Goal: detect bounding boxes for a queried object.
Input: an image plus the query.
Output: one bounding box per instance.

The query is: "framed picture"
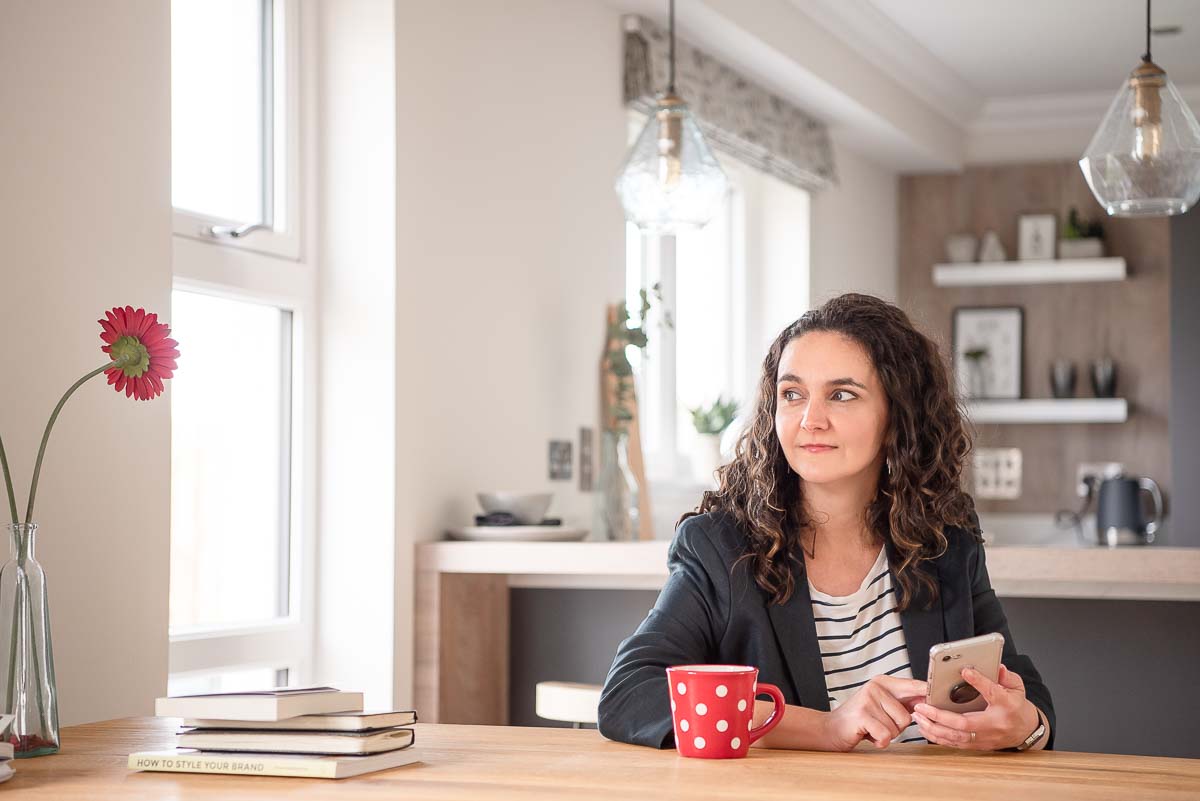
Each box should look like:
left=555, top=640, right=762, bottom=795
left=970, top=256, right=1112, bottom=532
left=952, top=306, right=1024, bottom=399
left=1017, top=214, right=1056, bottom=261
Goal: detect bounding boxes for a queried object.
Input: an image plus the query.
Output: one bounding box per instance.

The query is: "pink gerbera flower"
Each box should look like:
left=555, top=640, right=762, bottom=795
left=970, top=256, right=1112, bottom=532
left=98, top=306, right=180, bottom=401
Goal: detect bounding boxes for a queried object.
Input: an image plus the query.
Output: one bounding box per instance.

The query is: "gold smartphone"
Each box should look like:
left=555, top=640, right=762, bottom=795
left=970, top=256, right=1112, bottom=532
left=925, top=633, right=1004, bottom=713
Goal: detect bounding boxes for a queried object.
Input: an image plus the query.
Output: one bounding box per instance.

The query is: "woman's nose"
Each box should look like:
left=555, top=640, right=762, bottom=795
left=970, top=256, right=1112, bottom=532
left=801, top=401, right=829, bottom=431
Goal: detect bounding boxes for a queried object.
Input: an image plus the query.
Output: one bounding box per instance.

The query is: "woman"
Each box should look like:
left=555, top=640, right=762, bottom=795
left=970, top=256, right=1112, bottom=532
left=598, top=293, right=1054, bottom=752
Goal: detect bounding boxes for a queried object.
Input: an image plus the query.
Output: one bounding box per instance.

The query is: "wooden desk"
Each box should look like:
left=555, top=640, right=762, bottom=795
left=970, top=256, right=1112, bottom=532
left=9, top=717, right=1200, bottom=800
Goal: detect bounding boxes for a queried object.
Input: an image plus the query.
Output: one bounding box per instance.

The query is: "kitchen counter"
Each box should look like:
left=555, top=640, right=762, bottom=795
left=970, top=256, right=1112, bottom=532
left=416, top=540, right=1200, bottom=601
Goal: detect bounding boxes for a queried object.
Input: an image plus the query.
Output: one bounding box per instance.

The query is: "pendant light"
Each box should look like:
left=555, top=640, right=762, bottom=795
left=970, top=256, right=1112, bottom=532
left=1079, top=0, right=1200, bottom=216
left=615, top=0, right=730, bottom=233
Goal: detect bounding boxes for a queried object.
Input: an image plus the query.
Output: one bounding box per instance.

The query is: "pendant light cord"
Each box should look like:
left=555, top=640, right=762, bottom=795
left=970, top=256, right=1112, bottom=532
left=1144, top=0, right=1152, bottom=62
left=668, top=0, right=676, bottom=94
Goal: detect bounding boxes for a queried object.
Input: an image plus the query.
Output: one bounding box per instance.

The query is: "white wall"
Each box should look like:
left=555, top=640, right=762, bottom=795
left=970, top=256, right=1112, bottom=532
left=392, top=0, right=628, bottom=707
left=315, top=0, right=398, bottom=709
left=809, top=138, right=900, bottom=306
left=0, top=1, right=171, bottom=724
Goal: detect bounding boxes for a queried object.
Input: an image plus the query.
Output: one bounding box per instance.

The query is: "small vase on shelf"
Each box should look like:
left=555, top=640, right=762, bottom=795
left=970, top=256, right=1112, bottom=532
left=0, top=523, right=59, bottom=757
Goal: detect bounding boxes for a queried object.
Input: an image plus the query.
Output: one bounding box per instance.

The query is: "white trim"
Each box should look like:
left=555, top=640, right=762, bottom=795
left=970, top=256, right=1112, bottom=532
left=970, top=85, right=1200, bottom=135
left=171, top=0, right=302, bottom=261
left=795, top=0, right=982, bottom=127
left=168, top=0, right=317, bottom=690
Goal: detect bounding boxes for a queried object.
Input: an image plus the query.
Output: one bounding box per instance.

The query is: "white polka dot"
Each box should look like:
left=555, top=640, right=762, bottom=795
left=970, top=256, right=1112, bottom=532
left=716, top=684, right=728, bottom=697
left=737, top=699, right=747, bottom=712
left=716, top=720, right=728, bottom=732
left=693, top=736, right=706, bottom=750
left=731, top=737, right=742, bottom=750
left=680, top=719, right=689, bottom=732
left=671, top=700, right=676, bottom=712
left=677, top=683, right=686, bottom=695
left=695, top=703, right=708, bottom=716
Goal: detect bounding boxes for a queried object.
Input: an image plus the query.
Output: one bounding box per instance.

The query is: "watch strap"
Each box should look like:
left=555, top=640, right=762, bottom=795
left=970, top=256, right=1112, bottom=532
left=1014, top=707, right=1047, bottom=752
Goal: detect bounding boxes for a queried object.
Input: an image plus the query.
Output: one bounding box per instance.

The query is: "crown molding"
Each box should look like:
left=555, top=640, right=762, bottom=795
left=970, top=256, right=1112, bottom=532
left=792, top=0, right=982, bottom=127
left=970, top=84, right=1200, bottom=133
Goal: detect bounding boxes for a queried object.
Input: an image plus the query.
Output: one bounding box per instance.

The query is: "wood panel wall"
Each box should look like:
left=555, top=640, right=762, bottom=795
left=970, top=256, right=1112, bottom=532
left=898, top=162, right=1171, bottom=516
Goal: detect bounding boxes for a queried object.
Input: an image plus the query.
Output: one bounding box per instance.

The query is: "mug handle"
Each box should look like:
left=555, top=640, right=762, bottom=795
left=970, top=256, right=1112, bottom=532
left=1139, top=477, right=1164, bottom=539
left=747, top=683, right=786, bottom=744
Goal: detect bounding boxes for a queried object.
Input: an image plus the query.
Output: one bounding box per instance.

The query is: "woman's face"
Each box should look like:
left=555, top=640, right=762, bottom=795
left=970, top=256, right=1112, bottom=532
left=774, top=331, right=890, bottom=487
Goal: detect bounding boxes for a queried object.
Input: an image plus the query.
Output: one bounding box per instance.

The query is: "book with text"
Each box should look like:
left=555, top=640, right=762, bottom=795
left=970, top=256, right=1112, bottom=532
left=176, top=726, right=414, bottom=755
left=154, top=686, right=363, bottom=722
left=128, top=747, right=419, bottom=779
left=183, top=709, right=416, bottom=732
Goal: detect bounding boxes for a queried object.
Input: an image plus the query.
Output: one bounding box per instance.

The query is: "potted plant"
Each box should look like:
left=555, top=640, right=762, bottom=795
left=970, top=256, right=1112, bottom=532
left=1058, top=207, right=1105, bottom=259
left=687, top=396, right=738, bottom=484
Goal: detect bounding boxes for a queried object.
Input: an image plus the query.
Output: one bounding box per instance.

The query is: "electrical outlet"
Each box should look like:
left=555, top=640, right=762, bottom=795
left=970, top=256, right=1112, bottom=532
left=1075, top=461, right=1124, bottom=496
left=973, top=448, right=1022, bottom=499
left=549, top=440, right=573, bottom=481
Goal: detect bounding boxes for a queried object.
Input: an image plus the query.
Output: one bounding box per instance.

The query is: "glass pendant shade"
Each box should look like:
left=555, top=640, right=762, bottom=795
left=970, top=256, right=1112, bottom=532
left=1080, top=59, right=1200, bottom=217
left=615, top=95, right=730, bottom=233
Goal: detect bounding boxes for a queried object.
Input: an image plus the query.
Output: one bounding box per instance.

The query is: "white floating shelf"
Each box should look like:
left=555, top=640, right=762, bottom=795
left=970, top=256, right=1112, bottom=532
left=933, top=258, right=1126, bottom=286
left=966, top=398, right=1128, bottom=424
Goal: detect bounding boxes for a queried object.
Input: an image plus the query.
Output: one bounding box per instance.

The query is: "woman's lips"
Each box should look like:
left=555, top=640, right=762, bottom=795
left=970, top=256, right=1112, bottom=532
left=802, top=445, right=836, bottom=453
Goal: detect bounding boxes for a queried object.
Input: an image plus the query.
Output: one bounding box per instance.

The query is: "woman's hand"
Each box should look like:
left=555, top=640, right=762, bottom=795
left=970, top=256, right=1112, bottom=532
left=821, top=675, right=928, bottom=751
left=912, top=664, right=1041, bottom=750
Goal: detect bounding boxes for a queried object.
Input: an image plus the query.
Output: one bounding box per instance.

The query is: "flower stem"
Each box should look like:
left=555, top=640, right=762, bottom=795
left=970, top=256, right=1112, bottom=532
left=24, top=363, right=115, bottom=527
left=0, top=436, right=18, bottom=527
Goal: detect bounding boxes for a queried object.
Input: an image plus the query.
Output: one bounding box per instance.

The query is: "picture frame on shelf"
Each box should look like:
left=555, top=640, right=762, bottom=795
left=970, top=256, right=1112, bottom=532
left=1017, top=214, right=1056, bottom=261
left=952, top=306, right=1023, bottom=400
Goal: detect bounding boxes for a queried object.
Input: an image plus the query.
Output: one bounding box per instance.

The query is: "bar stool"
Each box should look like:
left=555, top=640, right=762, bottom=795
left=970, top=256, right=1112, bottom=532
left=535, top=681, right=602, bottom=729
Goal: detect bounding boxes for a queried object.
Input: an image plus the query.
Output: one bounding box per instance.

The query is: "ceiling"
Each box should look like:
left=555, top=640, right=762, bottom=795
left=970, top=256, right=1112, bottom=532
left=859, top=0, right=1200, bottom=98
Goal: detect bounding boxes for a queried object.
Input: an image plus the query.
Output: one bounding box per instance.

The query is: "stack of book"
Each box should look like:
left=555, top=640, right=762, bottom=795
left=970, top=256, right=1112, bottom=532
left=129, top=686, right=419, bottom=779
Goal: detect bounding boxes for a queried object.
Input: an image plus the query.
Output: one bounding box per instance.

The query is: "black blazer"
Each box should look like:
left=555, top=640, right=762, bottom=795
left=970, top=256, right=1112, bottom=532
left=597, top=510, right=1056, bottom=750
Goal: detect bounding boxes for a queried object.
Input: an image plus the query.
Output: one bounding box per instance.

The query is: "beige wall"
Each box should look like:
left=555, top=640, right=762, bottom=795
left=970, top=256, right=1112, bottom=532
left=810, top=138, right=900, bottom=305
left=392, top=0, right=628, bottom=707
left=0, top=1, right=171, bottom=724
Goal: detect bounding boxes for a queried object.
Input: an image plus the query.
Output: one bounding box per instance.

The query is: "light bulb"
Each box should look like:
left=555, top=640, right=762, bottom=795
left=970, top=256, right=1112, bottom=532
left=656, top=107, right=683, bottom=189
left=1130, top=60, right=1166, bottom=160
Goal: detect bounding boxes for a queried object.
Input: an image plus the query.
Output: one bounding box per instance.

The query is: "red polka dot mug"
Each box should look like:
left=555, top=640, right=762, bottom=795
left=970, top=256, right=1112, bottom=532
left=666, top=664, right=785, bottom=759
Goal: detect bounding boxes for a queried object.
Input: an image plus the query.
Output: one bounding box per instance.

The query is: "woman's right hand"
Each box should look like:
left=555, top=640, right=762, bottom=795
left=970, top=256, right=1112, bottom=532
left=820, top=676, right=928, bottom=751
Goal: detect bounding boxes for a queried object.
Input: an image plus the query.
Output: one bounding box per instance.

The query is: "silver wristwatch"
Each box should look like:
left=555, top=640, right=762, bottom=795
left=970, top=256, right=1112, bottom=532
left=1014, top=707, right=1047, bottom=752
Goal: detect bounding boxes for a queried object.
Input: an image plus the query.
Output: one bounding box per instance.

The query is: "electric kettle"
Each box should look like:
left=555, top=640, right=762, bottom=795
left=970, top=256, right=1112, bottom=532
left=1074, top=473, right=1165, bottom=546
left=1093, top=474, right=1164, bottom=546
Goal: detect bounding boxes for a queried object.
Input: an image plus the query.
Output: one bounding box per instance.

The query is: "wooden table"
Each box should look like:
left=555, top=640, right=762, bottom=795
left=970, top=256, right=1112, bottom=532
left=7, top=717, right=1200, bottom=800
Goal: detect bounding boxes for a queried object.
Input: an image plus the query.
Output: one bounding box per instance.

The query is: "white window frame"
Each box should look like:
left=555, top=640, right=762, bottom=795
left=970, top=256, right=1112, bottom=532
left=168, top=0, right=316, bottom=688
left=629, top=154, right=810, bottom=496
left=172, top=0, right=302, bottom=262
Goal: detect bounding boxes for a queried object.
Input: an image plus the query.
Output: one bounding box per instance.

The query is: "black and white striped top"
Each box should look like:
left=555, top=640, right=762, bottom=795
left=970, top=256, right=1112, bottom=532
left=808, top=546, right=926, bottom=746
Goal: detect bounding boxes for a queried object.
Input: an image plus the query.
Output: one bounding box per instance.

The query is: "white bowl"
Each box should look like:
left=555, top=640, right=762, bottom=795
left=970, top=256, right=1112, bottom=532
left=476, top=492, right=553, bottom=525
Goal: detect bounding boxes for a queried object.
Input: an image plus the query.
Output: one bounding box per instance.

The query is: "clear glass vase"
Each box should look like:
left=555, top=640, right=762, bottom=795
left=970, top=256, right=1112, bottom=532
left=0, top=524, right=60, bottom=757
left=596, top=429, right=640, bottom=541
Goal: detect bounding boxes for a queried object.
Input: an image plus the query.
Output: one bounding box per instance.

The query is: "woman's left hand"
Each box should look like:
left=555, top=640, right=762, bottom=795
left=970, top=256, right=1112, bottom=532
left=911, top=664, right=1041, bottom=750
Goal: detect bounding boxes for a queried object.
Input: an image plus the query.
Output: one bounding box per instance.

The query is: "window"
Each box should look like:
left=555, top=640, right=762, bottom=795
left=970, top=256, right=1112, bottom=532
left=627, top=154, right=811, bottom=501
left=169, top=0, right=314, bottom=692
left=169, top=291, right=292, bottom=632
left=171, top=0, right=299, bottom=259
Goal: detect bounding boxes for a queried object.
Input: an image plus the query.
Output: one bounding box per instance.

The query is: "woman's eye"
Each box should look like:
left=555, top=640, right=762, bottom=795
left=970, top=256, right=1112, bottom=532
left=831, top=390, right=857, bottom=401
left=781, top=389, right=803, bottom=401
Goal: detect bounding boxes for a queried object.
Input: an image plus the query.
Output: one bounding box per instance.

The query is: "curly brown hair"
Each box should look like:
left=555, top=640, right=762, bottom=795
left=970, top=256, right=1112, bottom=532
left=681, top=293, right=980, bottom=612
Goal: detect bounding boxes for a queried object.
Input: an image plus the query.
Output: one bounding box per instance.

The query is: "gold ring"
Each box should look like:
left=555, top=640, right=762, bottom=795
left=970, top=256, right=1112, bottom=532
left=970, top=731, right=976, bottom=743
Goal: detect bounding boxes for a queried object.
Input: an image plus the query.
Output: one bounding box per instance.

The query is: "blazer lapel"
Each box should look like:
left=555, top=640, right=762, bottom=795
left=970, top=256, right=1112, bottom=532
left=886, top=539, right=946, bottom=681
left=766, top=573, right=831, bottom=711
